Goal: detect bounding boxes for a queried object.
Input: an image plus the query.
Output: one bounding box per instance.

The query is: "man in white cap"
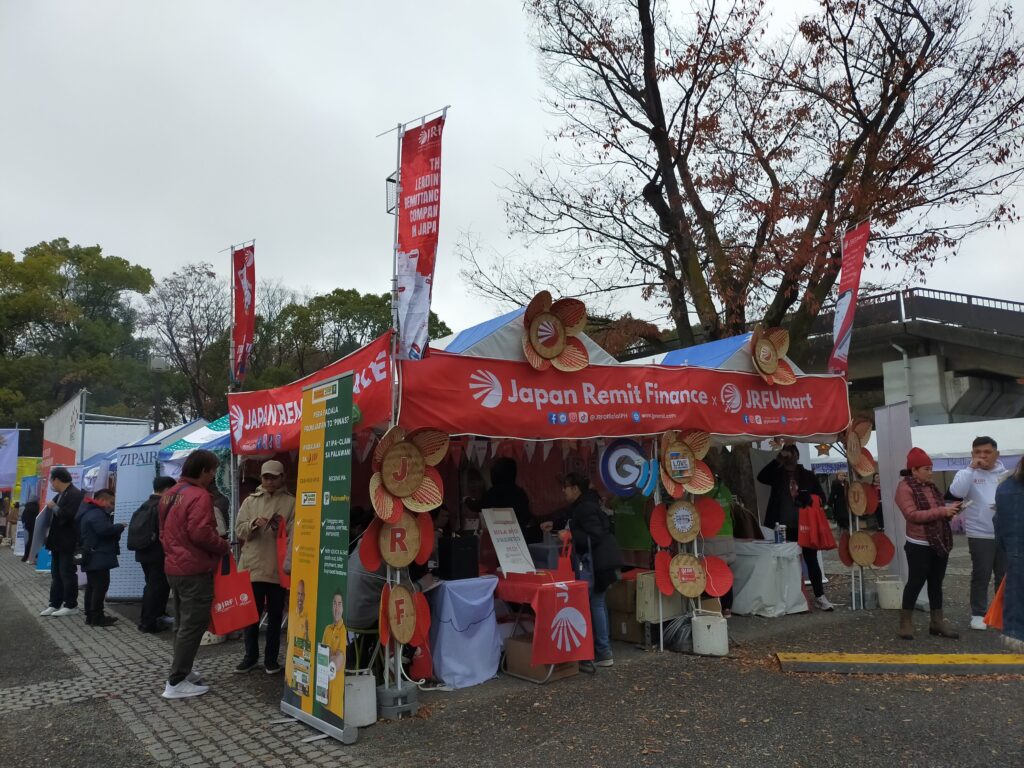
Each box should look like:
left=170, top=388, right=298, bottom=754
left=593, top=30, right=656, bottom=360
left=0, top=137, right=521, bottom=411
left=234, top=460, right=294, bottom=674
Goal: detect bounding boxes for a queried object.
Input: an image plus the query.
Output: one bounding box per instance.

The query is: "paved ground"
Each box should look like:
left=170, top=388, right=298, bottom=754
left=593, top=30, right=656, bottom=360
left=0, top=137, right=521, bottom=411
left=1, top=542, right=1020, bottom=768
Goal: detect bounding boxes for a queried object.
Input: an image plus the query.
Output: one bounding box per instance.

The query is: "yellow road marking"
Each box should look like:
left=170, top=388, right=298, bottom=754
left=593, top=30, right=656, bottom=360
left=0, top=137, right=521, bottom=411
left=777, top=652, right=1024, bottom=666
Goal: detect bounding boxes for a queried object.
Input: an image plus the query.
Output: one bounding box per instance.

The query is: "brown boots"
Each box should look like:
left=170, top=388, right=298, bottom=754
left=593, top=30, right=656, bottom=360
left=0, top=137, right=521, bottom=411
left=897, top=609, right=914, bottom=640
left=898, top=609, right=960, bottom=640
left=929, top=609, right=960, bottom=639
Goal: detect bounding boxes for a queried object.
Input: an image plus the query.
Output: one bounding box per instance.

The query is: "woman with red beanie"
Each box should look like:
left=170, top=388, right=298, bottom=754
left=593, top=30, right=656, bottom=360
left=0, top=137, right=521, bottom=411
left=893, top=448, right=962, bottom=640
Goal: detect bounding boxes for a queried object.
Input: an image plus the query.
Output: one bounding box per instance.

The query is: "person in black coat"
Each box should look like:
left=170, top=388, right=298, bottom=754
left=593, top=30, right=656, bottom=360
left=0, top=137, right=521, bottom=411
left=41, top=467, right=85, bottom=617
left=20, top=500, right=39, bottom=562
left=757, top=444, right=834, bottom=611
left=828, top=471, right=851, bottom=530
left=76, top=489, right=125, bottom=627
left=131, top=476, right=177, bottom=633
left=543, top=473, right=622, bottom=671
left=467, top=458, right=541, bottom=543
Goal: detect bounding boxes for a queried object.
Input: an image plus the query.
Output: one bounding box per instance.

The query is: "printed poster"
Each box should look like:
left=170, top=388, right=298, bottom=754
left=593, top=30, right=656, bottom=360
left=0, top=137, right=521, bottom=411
left=481, top=507, right=534, bottom=574
left=828, top=220, right=870, bottom=376
left=281, top=373, right=353, bottom=741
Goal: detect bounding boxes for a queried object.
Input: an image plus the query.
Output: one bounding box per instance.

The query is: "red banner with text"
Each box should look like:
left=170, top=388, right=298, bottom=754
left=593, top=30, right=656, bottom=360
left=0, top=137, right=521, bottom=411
left=396, top=116, right=444, bottom=361
left=399, top=351, right=851, bottom=440
left=828, top=220, right=870, bottom=376
left=231, top=244, right=256, bottom=385
left=228, top=332, right=392, bottom=454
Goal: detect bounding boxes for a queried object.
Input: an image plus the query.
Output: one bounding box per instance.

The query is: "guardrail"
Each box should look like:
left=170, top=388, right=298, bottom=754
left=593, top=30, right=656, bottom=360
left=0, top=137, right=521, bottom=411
left=809, top=288, right=1024, bottom=337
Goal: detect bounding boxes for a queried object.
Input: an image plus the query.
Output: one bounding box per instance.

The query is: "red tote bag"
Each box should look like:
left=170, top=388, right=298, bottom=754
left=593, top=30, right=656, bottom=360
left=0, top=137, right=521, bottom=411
left=209, top=554, right=259, bottom=636
left=798, top=497, right=837, bottom=551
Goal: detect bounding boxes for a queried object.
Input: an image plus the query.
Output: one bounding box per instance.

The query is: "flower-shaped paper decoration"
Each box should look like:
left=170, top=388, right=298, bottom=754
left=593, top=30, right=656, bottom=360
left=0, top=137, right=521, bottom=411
left=844, top=418, right=876, bottom=478
left=659, top=429, right=714, bottom=497
left=750, top=326, right=796, bottom=386
left=370, top=426, right=448, bottom=522
left=666, top=500, right=700, bottom=544
left=387, top=584, right=417, bottom=645
left=522, top=290, right=590, bottom=372
left=649, top=503, right=672, bottom=548
left=654, top=552, right=712, bottom=598
left=701, top=555, right=734, bottom=598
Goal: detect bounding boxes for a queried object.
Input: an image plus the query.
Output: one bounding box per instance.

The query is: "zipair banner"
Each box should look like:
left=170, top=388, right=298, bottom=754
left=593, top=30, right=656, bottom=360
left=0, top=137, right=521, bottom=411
left=231, top=243, right=256, bottom=386
left=398, top=351, right=851, bottom=440
left=228, top=332, right=392, bottom=454
left=828, top=220, right=871, bottom=376
left=281, top=373, right=353, bottom=743
left=396, top=115, right=445, bottom=360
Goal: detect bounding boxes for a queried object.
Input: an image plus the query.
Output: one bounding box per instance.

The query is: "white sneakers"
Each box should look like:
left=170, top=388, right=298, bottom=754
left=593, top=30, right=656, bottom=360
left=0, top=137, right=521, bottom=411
left=51, top=606, right=78, bottom=617
left=39, top=606, right=57, bottom=616
left=970, top=615, right=987, bottom=631
left=815, top=595, right=836, bottom=612
left=162, top=679, right=209, bottom=699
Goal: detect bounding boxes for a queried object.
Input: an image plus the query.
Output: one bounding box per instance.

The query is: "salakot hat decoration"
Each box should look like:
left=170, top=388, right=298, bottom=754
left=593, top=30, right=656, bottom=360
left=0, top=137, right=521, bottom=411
left=369, top=426, right=448, bottom=523
left=522, top=290, right=590, bottom=372
left=659, top=429, right=714, bottom=498
left=838, top=530, right=894, bottom=568
left=846, top=480, right=880, bottom=518
left=843, top=417, right=876, bottom=478
left=749, top=325, right=796, bottom=386
left=379, top=584, right=431, bottom=650
left=360, top=509, right=435, bottom=572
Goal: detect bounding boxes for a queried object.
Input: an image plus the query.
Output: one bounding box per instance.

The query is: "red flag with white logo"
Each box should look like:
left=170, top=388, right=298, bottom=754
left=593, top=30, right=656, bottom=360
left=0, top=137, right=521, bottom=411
left=530, top=581, right=593, bottom=665
left=231, top=244, right=256, bottom=385
left=828, top=220, right=870, bottom=376
left=396, top=116, right=444, bottom=361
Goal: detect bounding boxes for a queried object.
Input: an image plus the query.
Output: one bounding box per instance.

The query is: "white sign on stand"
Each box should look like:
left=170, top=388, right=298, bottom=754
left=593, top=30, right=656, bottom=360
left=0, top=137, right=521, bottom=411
left=481, top=507, right=534, bottom=574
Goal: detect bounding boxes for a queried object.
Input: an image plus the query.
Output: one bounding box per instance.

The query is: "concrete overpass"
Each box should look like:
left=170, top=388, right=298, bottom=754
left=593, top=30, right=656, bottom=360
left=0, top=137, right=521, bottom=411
left=802, top=289, right=1024, bottom=424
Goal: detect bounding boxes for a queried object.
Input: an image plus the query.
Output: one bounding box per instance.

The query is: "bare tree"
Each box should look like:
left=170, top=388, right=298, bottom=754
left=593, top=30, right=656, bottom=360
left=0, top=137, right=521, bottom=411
left=472, top=0, right=1024, bottom=351
left=143, top=263, right=229, bottom=418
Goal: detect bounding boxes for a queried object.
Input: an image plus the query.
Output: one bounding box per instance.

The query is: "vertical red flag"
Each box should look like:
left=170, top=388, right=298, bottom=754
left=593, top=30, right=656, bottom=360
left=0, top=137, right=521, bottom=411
left=231, top=244, right=256, bottom=385
left=396, top=115, right=444, bottom=360
left=828, top=220, right=870, bottom=376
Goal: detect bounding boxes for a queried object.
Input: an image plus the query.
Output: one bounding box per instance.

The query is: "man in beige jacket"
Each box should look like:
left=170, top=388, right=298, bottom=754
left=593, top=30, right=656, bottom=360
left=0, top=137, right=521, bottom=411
left=234, top=460, right=294, bottom=674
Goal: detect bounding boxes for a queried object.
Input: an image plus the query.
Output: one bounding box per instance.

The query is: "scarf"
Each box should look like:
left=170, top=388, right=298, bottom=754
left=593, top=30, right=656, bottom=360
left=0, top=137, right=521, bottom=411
left=905, top=476, right=953, bottom=556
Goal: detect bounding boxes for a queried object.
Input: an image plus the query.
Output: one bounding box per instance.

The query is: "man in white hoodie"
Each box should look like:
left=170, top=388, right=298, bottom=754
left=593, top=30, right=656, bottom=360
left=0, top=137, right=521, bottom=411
left=949, top=436, right=1008, bottom=630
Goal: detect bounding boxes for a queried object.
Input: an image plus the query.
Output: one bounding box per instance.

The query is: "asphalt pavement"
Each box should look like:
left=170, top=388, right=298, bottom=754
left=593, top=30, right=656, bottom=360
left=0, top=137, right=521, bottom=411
left=0, top=544, right=1020, bottom=768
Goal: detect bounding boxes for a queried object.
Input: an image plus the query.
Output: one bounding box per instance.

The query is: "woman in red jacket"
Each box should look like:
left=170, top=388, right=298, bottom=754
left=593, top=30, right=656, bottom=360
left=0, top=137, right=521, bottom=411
left=894, top=448, right=962, bottom=640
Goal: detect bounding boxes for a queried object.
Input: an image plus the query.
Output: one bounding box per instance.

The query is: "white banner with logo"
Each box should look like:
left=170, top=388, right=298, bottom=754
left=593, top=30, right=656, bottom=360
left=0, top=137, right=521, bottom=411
left=0, top=428, right=18, bottom=490
left=108, top=444, right=161, bottom=599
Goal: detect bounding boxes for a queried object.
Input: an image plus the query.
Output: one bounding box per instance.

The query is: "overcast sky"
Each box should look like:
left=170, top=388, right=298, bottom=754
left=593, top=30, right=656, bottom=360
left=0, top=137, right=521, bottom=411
left=2, top=0, right=1022, bottom=336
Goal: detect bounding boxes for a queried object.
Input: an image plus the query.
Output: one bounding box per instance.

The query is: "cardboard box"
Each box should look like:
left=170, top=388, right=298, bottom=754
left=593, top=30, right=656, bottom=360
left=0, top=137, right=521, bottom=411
left=610, top=610, right=644, bottom=644
left=636, top=570, right=686, bottom=623
left=605, top=577, right=638, bottom=614
left=503, top=634, right=578, bottom=683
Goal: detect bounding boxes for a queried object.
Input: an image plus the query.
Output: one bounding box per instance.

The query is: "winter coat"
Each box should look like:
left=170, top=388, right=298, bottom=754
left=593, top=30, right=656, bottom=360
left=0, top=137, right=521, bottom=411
left=949, top=461, right=1008, bottom=539
left=568, top=490, right=622, bottom=592
left=995, top=474, right=1024, bottom=650
left=75, top=501, right=125, bottom=572
left=159, top=478, right=230, bottom=577
left=758, top=462, right=825, bottom=533
left=235, top=486, right=294, bottom=584
left=21, top=501, right=39, bottom=535
left=894, top=478, right=950, bottom=543
left=44, top=484, right=85, bottom=553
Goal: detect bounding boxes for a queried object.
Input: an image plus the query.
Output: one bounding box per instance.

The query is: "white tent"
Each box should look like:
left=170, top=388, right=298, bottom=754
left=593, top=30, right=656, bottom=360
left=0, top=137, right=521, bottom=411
left=812, top=417, right=1024, bottom=474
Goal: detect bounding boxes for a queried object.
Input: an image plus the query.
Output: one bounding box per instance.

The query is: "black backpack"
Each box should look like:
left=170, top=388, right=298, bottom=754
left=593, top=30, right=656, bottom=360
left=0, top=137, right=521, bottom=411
left=126, top=498, right=159, bottom=551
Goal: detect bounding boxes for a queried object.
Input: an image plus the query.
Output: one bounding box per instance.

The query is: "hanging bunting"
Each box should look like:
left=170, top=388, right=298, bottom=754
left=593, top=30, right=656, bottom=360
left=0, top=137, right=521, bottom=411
left=523, top=441, right=536, bottom=463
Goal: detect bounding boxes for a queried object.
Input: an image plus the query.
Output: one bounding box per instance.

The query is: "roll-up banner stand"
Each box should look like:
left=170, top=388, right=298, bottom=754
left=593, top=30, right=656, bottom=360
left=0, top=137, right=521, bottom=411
left=281, top=372, right=355, bottom=744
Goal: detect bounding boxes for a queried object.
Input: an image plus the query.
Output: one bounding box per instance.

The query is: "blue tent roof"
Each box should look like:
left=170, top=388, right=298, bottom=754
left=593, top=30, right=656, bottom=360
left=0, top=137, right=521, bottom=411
left=661, top=333, right=752, bottom=368
left=444, top=307, right=526, bottom=354
left=81, top=449, right=117, bottom=469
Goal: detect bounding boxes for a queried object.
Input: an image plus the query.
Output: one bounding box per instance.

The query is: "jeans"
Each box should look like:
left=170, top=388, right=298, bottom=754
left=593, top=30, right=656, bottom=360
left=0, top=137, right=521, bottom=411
left=140, top=560, right=170, bottom=629
left=49, top=550, right=78, bottom=609
left=84, top=569, right=111, bottom=621
left=167, top=573, right=215, bottom=686
left=903, top=542, right=948, bottom=610
left=968, top=537, right=1007, bottom=616
left=243, top=581, right=286, bottom=666
left=579, top=560, right=611, bottom=659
